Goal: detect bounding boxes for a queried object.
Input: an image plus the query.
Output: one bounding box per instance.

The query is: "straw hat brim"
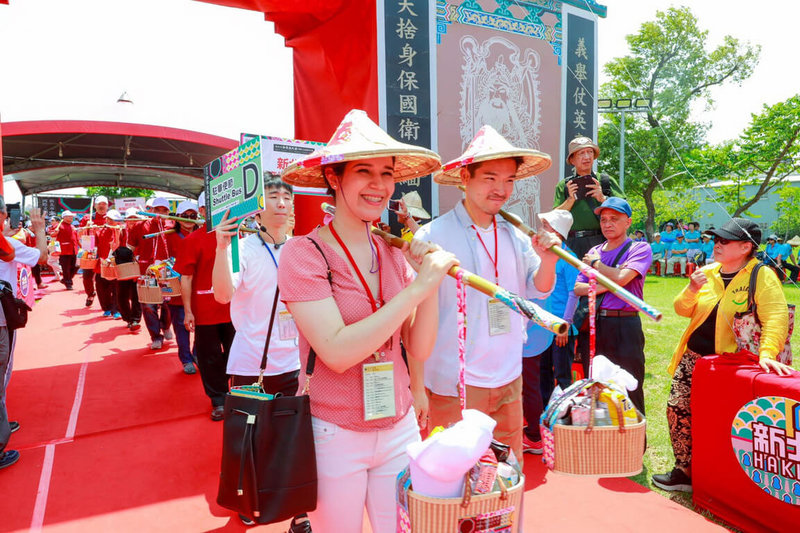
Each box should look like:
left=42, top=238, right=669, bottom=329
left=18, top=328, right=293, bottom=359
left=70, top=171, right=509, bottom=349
left=282, top=148, right=441, bottom=188
left=406, top=205, right=431, bottom=220
left=788, top=236, right=800, bottom=246
left=434, top=150, right=552, bottom=186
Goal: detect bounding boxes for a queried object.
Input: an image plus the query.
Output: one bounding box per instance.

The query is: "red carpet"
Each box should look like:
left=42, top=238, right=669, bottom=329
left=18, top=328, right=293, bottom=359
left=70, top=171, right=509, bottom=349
left=0, top=277, right=725, bottom=532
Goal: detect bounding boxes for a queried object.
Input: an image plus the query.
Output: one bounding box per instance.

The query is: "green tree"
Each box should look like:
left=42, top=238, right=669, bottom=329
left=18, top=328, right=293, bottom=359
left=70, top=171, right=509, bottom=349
left=706, top=95, right=800, bottom=217
left=598, top=6, right=760, bottom=237
left=85, top=187, right=154, bottom=200
left=772, top=185, right=800, bottom=238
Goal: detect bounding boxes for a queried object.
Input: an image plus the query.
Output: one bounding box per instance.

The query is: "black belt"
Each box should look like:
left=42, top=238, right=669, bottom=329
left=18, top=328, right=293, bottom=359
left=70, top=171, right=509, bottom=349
left=569, top=229, right=601, bottom=238
left=598, top=309, right=639, bottom=318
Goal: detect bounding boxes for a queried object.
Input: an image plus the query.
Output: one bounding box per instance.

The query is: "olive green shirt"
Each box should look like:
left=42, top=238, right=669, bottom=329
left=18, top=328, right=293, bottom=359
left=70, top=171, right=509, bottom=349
left=553, top=171, right=625, bottom=232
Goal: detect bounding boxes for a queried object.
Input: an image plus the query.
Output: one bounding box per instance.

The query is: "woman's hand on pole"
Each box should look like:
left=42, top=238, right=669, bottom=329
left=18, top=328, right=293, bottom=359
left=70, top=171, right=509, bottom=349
left=412, top=247, right=459, bottom=293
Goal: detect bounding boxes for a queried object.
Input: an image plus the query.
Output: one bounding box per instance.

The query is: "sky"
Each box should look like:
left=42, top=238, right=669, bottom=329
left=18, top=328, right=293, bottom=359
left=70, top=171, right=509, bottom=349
left=1, top=0, right=797, bottom=202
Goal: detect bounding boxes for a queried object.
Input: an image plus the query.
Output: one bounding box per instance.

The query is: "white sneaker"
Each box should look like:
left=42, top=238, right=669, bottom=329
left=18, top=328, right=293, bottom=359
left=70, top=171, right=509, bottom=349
left=163, top=330, right=174, bottom=341
left=150, top=339, right=163, bottom=350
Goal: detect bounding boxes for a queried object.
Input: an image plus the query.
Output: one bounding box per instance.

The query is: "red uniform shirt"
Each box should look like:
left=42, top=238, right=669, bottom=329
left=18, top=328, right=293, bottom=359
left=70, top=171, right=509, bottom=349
left=53, top=222, right=78, bottom=255
left=93, top=225, right=120, bottom=273
left=128, top=218, right=174, bottom=270
left=173, top=226, right=231, bottom=325
left=160, top=227, right=193, bottom=307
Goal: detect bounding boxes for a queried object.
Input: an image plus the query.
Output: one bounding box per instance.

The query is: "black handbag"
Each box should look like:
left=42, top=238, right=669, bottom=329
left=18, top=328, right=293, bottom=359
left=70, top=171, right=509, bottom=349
left=0, top=280, right=32, bottom=331
left=217, top=287, right=318, bottom=524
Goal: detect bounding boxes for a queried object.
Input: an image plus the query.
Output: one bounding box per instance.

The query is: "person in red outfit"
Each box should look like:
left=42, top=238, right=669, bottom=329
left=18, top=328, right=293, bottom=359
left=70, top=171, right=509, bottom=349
left=52, top=211, right=79, bottom=290
left=162, top=200, right=198, bottom=374
left=115, top=208, right=144, bottom=330
left=79, top=196, right=110, bottom=307
left=174, top=192, right=234, bottom=419
left=92, top=208, right=123, bottom=318
left=127, top=198, right=174, bottom=350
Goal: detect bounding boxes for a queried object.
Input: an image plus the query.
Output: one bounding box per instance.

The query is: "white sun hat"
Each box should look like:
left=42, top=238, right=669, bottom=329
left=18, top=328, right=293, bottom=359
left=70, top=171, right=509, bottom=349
left=537, top=209, right=574, bottom=241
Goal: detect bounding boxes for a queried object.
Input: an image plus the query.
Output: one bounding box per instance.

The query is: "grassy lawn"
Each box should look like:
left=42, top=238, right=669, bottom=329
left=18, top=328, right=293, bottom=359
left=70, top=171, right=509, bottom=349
left=630, top=274, right=800, bottom=519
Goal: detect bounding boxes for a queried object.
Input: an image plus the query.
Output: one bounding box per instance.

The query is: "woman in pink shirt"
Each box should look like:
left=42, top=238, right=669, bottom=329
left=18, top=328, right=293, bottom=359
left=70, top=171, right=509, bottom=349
left=278, top=110, right=457, bottom=533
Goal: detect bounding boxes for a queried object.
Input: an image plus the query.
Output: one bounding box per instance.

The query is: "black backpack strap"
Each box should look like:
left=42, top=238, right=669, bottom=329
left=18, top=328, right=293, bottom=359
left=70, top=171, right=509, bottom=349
left=304, top=237, right=334, bottom=378
left=257, top=288, right=281, bottom=382
left=746, top=262, right=763, bottom=322
left=598, top=173, right=612, bottom=197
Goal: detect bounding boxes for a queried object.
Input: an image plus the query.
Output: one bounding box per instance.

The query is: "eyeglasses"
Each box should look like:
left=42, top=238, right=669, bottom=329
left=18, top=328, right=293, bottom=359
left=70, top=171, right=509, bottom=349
left=182, top=213, right=198, bottom=220
left=716, top=237, right=736, bottom=245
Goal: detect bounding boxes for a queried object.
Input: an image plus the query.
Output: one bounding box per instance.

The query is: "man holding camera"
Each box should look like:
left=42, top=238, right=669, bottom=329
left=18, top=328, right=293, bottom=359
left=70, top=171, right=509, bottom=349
left=554, top=136, right=625, bottom=259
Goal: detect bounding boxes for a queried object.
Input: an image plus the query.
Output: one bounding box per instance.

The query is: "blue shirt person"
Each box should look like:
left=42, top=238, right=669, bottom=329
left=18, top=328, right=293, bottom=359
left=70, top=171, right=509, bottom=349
left=699, top=234, right=714, bottom=264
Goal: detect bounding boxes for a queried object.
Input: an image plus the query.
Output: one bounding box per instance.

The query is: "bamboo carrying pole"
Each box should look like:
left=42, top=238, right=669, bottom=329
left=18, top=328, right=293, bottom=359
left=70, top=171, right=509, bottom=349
left=320, top=203, right=568, bottom=334
left=494, top=206, right=662, bottom=322
left=136, top=211, right=205, bottom=225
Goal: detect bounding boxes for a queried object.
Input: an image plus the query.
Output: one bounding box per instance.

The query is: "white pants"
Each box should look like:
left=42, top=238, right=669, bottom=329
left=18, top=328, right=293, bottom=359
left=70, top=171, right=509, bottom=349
left=310, top=409, right=419, bottom=533
left=666, top=255, right=687, bottom=274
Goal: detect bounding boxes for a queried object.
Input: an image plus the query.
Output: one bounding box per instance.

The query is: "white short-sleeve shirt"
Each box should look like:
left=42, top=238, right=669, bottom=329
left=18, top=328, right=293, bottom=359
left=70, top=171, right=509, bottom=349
left=224, top=234, right=300, bottom=377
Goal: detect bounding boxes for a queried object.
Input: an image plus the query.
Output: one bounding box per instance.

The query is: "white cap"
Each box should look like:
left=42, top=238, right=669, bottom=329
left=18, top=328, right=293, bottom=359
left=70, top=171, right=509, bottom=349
left=107, top=209, right=124, bottom=221
left=94, top=195, right=109, bottom=206
left=151, top=197, right=170, bottom=210
left=145, top=198, right=155, bottom=208
left=62, top=210, right=75, bottom=218
left=537, top=209, right=574, bottom=241
left=197, top=192, right=205, bottom=207
left=654, top=232, right=661, bottom=237
left=125, top=207, right=142, bottom=219
left=176, top=200, right=198, bottom=216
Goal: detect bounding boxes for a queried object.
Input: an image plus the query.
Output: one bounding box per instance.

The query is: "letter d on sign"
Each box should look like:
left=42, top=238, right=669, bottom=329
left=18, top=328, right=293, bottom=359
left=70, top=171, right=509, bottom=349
left=241, top=162, right=259, bottom=200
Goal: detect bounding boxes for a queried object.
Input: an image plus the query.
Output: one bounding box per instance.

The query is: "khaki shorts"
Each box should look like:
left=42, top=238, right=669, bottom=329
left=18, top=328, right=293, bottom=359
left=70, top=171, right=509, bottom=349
left=426, top=375, right=523, bottom=463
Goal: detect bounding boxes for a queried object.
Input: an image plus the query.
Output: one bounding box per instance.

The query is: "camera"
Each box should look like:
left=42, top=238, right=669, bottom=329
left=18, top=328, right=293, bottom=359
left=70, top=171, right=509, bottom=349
left=571, top=175, right=595, bottom=199
left=388, top=199, right=402, bottom=213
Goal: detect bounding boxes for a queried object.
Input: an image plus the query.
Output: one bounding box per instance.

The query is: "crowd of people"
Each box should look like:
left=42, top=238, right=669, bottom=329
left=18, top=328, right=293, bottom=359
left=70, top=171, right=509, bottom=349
left=0, top=109, right=795, bottom=533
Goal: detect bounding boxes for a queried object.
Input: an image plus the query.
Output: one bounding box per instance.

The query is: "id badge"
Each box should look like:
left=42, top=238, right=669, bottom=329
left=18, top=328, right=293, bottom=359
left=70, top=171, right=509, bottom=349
left=362, top=362, right=396, bottom=421
left=487, top=298, right=511, bottom=336
left=278, top=310, right=298, bottom=341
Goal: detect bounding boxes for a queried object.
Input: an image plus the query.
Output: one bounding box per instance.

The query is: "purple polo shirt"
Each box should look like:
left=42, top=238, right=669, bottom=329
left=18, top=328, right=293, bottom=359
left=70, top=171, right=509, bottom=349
left=576, top=238, right=653, bottom=311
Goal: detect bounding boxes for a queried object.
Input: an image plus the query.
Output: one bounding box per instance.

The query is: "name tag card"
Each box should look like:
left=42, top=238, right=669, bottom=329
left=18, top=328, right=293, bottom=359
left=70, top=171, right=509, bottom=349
left=362, top=362, right=396, bottom=421
left=488, top=298, right=511, bottom=336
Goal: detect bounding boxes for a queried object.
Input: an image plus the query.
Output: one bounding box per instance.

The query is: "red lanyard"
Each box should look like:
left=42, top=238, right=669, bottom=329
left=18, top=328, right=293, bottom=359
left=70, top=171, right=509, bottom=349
left=329, top=223, right=383, bottom=312
left=472, top=218, right=499, bottom=282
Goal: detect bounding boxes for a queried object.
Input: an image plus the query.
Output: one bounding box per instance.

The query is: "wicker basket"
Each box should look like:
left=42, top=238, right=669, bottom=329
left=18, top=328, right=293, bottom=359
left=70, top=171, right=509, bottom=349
left=79, top=257, right=98, bottom=270
left=406, top=476, right=524, bottom=533
left=159, top=276, right=182, bottom=298
left=100, top=261, right=117, bottom=280
left=115, top=262, right=141, bottom=280
left=137, top=278, right=164, bottom=304
left=541, top=415, right=646, bottom=477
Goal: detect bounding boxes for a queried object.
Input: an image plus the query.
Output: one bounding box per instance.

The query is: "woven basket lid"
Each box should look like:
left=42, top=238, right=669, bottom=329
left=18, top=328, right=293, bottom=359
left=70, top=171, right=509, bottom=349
left=281, top=109, right=441, bottom=187
left=435, top=125, right=552, bottom=185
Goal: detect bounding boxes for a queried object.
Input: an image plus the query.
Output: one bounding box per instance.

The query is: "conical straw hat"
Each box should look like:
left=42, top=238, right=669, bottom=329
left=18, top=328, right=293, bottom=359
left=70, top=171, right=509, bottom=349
left=401, top=190, right=431, bottom=220
left=435, top=125, right=552, bottom=185
left=788, top=235, right=800, bottom=247
left=281, top=109, right=441, bottom=187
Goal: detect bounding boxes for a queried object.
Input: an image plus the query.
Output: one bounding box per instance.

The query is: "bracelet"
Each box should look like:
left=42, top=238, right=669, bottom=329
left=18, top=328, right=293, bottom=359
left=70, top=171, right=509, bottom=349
left=591, top=259, right=599, bottom=268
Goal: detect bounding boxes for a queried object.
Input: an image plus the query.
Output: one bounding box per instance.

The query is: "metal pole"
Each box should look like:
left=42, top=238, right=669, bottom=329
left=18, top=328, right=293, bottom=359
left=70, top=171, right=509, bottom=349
left=619, top=110, right=626, bottom=192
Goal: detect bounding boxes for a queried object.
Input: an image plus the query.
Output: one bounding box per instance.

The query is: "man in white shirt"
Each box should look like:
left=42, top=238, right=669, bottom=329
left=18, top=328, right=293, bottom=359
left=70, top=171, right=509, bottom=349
left=212, top=177, right=300, bottom=395
left=415, top=126, right=560, bottom=460
left=211, top=178, right=308, bottom=530
left=0, top=201, right=48, bottom=471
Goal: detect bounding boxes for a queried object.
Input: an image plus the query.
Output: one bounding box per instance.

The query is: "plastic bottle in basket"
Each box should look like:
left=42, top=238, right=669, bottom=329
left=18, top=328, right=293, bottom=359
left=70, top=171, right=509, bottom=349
left=594, top=406, right=612, bottom=426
